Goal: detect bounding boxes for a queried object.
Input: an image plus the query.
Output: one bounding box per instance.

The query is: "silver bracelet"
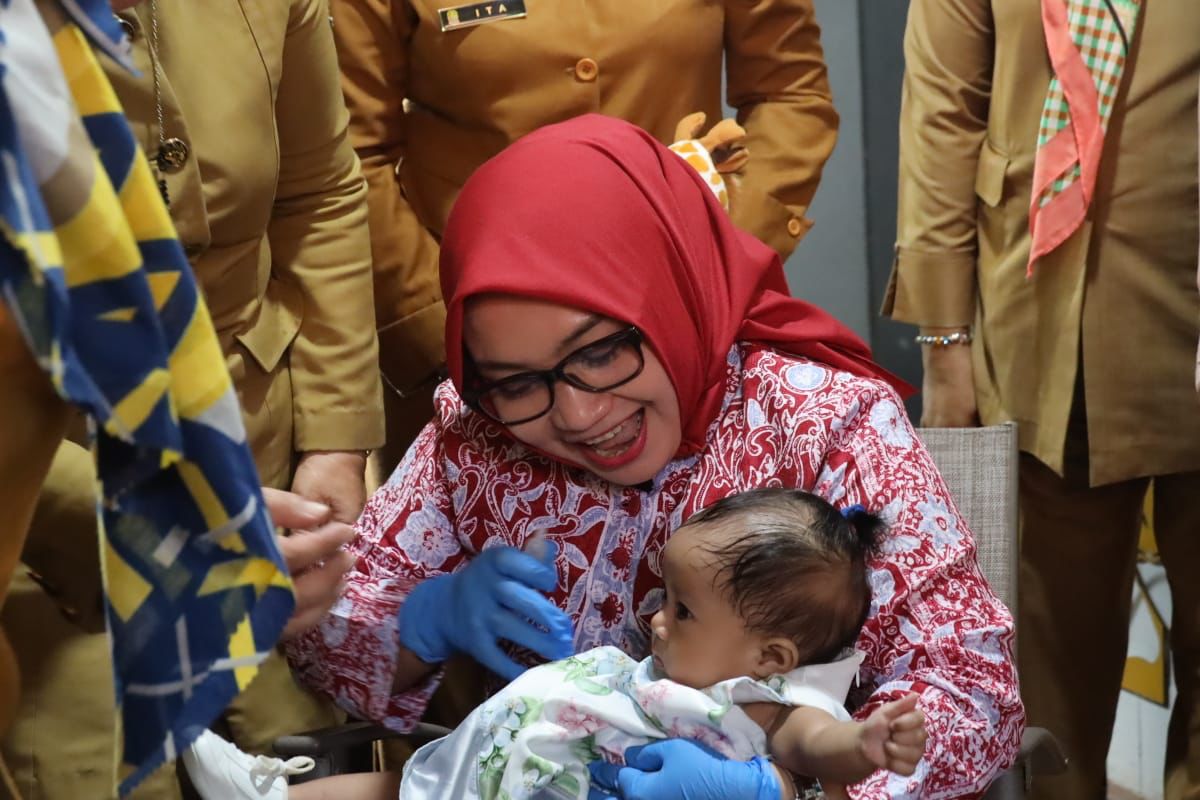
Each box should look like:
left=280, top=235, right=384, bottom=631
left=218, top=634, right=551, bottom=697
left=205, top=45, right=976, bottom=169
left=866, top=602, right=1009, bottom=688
left=913, top=331, right=973, bottom=346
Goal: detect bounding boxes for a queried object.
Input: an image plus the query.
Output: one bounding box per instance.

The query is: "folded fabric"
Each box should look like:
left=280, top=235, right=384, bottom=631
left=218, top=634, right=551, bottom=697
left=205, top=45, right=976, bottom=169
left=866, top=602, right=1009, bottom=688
left=0, top=0, right=292, bottom=792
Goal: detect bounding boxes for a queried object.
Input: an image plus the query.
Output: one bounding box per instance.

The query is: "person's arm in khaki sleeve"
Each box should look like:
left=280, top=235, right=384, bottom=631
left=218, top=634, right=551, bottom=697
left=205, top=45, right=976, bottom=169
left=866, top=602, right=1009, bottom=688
left=881, top=0, right=993, bottom=426
left=724, top=0, right=838, bottom=261
left=269, top=0, right=385, bottom=523
left=331, top=0, right=445, bottom=394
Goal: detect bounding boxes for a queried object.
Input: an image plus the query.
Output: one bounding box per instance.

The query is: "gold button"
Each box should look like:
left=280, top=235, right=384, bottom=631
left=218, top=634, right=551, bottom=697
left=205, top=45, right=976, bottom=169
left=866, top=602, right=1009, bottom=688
left=786, top=217, right=805, bottom=238
left=156, top=138, right=190, bottom=174
left=574, top=58, right=599, bottom=82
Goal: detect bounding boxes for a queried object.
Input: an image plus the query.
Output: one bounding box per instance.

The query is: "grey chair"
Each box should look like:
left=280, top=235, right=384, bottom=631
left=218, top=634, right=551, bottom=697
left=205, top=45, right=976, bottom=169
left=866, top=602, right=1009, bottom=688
left=277, top=423, right=1066, bottom=795
left=917, top=423, right=1066, bottom=799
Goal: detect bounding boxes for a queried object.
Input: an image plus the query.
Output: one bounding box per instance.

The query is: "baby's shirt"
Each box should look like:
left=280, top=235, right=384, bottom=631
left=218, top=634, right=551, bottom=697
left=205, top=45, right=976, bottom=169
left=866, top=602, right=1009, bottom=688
left=400, top=645, right=865, bottom=800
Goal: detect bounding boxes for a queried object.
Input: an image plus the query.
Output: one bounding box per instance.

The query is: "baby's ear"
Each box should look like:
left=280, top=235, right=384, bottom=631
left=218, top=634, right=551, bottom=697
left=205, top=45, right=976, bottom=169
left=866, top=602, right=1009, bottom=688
left=756, top=637, right=801, bottom=677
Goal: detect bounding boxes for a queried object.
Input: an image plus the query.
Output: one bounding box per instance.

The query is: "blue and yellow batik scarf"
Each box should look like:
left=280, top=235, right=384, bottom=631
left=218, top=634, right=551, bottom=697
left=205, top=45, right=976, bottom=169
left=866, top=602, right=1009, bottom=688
left=0, top=0, right=294, bottom=793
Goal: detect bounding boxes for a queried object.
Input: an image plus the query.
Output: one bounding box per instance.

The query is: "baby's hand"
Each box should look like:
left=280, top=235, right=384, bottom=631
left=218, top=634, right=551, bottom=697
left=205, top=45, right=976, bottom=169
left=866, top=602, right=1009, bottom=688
left=858, top=693, right=927, bottom=776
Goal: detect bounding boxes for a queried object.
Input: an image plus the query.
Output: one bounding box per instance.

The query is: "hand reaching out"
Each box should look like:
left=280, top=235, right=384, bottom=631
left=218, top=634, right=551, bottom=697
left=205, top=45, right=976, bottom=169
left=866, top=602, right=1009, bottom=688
left=858, top=693, right=927, bottom=776
left=263, top=487, right=356, bottom=641
left=290, top=450, right=368, bottom=524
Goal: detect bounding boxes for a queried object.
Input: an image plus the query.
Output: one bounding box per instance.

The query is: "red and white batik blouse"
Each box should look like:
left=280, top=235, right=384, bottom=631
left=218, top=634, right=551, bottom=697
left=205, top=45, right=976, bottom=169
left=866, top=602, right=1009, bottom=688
left=287, top=344, right=1024, bottom=798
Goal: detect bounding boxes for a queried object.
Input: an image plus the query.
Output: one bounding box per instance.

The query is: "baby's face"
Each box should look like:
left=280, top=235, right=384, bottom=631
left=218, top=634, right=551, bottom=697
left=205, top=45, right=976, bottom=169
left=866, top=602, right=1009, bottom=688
left=649, top=522, right=770, bottom=689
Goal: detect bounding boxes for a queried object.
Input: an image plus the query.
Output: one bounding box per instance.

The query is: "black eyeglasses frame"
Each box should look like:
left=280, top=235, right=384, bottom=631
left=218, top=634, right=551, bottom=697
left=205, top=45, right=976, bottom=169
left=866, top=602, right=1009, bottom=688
left=464, top=326, right=646, bottom=426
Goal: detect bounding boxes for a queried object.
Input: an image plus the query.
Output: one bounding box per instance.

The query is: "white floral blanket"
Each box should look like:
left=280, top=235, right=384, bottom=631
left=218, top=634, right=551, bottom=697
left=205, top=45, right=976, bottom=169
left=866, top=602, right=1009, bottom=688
left=399, top=646, right=864, bottom=800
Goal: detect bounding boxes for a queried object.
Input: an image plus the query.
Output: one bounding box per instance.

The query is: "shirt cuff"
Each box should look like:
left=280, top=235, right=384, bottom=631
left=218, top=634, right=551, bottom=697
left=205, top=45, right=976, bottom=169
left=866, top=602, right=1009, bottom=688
left=729, top=183, right=811, bottom=263
left=880, top=246, right=978, bottom=328
left=293, top=406, right=385, bottom=452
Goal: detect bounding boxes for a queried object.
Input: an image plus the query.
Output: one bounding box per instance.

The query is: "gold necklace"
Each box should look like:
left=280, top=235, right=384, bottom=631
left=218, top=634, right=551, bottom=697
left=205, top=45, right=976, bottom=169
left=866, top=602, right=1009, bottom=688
left=144, top=0, right=188, bottom=207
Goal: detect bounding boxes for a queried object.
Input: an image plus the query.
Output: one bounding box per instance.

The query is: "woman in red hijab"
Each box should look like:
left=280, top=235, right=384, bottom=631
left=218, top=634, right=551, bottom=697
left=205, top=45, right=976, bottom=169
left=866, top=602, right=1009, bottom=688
left=286, top=115, right=1022, bottom=798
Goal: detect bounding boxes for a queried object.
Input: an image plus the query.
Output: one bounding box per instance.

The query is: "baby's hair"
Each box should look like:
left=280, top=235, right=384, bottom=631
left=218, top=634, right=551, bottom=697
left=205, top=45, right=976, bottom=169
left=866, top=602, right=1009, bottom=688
left=684, top=488, right=884, bottom=665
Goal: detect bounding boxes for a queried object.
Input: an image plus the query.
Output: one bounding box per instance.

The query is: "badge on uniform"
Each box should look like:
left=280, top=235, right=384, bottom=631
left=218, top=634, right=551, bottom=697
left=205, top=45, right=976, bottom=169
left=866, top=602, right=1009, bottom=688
left=438, top=0, right=527, bottom=32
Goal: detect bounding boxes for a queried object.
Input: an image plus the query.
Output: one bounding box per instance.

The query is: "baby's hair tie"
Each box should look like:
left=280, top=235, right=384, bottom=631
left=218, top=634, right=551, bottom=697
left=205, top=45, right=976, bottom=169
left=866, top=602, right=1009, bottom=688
left=841, top=504, right=867, bottom=519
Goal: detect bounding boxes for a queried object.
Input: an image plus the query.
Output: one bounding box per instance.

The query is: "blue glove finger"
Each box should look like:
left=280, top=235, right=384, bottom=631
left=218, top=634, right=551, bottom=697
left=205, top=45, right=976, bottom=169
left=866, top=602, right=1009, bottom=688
left=590, top=758, right=650, bottom=800
left=605, top=739, right=779, bottom=800
left=396, top=574, right=454, bottom=664
left=489, top=545, right=559, bottom=593
left=748, top=756, right=783, bottom=800
left=490, top=609, right=574, bottom=662
left=615, top=764, right=651, bottom=800
left=621, top=742, right=668, bottom=772
left=494, top=579, right=572, bottom=635
left=587, top=787, right=619, bottom=800
left=588, top=759, right=623, bottom=793
left=472, top=637, right=528, bottom=682
left=536, top=538, right=560, bottom=568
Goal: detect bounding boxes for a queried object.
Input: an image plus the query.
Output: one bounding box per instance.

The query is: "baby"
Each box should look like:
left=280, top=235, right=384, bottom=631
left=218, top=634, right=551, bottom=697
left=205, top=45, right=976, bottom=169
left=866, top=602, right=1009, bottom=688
left=184, top=488, right=927, bottom=800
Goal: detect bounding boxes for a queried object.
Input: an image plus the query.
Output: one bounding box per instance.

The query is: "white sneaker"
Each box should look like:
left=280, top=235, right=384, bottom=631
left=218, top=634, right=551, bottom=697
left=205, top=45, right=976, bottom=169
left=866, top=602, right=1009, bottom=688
left=182, top=729, right=315, bottom=799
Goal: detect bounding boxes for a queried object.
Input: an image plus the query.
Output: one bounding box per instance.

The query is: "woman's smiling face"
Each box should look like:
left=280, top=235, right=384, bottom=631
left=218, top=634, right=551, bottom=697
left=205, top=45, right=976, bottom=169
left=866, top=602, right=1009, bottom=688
left=463, top=295, right=682, bottom=486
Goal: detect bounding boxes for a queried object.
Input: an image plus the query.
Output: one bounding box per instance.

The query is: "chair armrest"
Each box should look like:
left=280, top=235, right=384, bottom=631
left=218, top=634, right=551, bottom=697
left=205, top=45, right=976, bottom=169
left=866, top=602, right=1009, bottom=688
left=274, top=720, right=453, bottom=759
left=982, top=726, right=1067, bottom=799
left=1021, top=726, right=1067, bottom=776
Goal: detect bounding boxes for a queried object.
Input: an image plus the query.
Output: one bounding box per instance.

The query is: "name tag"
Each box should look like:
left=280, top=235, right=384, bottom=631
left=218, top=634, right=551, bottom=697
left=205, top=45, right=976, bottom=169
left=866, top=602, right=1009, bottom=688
left=438, top=0, right=527, bottom=32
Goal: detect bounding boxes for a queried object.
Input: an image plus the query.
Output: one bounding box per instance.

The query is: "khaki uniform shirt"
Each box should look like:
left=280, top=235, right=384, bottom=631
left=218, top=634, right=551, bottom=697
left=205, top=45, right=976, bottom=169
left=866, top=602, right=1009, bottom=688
left=15, top=0, right=389, bottom=623
left=884, top=0, right=1200, bottom=486
left=331, top=0, right=839, bottom=386
left=19, top=0, right=387, bottom=629
left=107, top=0, right=385, bottom=460
left=4, top=4, right=376, bottom=786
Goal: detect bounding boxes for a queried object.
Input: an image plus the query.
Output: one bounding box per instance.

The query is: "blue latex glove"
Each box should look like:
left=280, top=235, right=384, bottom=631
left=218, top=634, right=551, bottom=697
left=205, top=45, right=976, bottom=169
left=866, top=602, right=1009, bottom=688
left=587, top=740, right=781, bottom=800
left=397, top=542, right=573, bottom=681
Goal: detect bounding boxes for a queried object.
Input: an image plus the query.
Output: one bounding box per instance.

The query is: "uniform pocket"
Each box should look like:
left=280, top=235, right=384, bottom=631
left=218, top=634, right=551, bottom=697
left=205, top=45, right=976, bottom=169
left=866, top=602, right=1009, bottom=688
left=233, top=277, right=303, bottom=374
left=399, top=153, right=464, bottom=237
left=974, top=140, right=1011, bottom=208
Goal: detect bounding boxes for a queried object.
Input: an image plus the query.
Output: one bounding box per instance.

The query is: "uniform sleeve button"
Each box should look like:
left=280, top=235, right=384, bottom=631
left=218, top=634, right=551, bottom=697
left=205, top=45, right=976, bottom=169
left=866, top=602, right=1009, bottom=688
left=574, top=58, right=599, bottom=82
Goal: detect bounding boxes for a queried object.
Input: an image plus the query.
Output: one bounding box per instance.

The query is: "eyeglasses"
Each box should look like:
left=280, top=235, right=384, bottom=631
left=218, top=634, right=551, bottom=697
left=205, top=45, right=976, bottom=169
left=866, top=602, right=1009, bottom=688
left=465, top=327, right=645, bottom=425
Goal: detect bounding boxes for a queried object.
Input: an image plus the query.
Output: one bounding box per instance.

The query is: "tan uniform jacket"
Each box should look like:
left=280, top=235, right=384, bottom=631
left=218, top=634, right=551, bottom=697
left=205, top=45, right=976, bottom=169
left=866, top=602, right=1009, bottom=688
left=109, top=0, right=384, bottom=457
left=19, top=0, right=386, bottom=627
left=884, top=0, right=1200, bottom=486
left=332, top=0, right=839, bottom=387
left=4, top=5, right=379, bottom=794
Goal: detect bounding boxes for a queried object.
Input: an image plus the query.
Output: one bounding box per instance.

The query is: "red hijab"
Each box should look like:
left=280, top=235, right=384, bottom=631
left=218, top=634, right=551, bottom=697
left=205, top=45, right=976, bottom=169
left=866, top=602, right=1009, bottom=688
left=441, top=115, right=910, bottom=455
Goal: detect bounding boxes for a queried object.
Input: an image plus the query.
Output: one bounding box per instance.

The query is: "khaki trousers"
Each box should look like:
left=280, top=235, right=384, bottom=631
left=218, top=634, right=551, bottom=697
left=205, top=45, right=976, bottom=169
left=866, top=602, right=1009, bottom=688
left=1, top=341, right=342, bottom=799
left=1019, top=413, right=1200, bottom=800
left=0, top=304, right=69, bottom=798
left=370, top=294, right=445, bottom=480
